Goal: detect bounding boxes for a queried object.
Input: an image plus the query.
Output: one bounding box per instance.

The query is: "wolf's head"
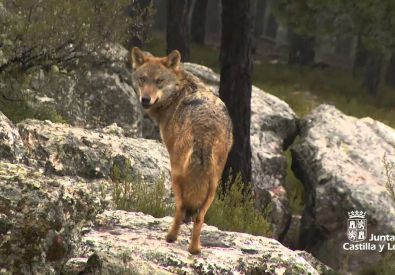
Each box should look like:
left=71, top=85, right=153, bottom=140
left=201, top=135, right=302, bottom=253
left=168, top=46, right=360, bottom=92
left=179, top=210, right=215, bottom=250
left=130, top=47, right=181, bottom=109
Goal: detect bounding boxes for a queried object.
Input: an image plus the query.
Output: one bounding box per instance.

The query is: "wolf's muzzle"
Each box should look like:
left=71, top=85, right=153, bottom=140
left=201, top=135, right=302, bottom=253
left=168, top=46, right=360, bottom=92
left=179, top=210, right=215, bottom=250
left=141, top=96, right=151, bottom=108
left=141, top=96, right=158, bottom=109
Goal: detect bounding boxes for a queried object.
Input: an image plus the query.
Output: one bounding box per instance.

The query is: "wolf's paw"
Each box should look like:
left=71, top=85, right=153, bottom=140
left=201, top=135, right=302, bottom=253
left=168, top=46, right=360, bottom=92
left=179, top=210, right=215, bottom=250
left=188, top=245, right=201, bottom=255
left=166, top=232, right=178, bottom=243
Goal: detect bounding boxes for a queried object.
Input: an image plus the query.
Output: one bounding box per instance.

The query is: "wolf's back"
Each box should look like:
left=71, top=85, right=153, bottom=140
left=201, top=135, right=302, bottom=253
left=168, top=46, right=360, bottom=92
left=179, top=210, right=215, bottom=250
left=172, top=90, right=233, bottom=173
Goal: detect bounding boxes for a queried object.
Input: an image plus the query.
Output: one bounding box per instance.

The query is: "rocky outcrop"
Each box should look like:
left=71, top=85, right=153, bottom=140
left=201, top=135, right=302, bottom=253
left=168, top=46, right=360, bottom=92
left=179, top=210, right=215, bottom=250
left=17, top=119, right=171, bottom=188
left=64, top=210, right=331, bottom=275
left=0, top=162, right=108, bottom=274
left=183, top=63, right=298, bottom=239
left=291, top=104, right=395, bottom=271
left=0, top=111, right=332, bottom=274
left=0, top=112, right=25, bottom=162
left=30, top=44, right=142, bottom=137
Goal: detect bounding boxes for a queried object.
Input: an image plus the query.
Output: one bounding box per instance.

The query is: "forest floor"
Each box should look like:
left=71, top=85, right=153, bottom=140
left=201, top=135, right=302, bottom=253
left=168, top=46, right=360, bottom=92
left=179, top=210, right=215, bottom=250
left=145, top=32, right=395, bottom=213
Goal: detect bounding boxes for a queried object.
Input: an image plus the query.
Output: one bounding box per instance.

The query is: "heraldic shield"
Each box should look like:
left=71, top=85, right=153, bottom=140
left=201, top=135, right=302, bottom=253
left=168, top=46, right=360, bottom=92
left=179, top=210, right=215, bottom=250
left=347, top=211, right=367, bottom=242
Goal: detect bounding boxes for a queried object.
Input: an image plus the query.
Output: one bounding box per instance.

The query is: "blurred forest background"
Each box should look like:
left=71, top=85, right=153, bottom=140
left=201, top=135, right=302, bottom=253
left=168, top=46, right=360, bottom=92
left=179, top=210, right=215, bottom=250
left=1, top=0, right=395, bottom=126
left=149, top=0, right=395, bottom=128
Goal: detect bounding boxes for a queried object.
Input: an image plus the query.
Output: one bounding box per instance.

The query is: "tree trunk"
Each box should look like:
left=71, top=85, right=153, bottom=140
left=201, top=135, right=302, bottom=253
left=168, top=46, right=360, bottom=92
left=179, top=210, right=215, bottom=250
left=287, top=30, right=315, bottom=66
left=254, top=0, right=266, bottom=37
left=265, top=13, right=278, bottom=38
left=362, top=52, right=383, bottom=95
left=166, top=0, right=192, bottom=61
left=353, top=36, right=368, bottom=78
left=126, top=0, right=152, bottom=49
left=219, top=0, right=253, bottom=188
left=153, top=0, right=166, bottom=31
left=353, top=37, right=383, bottom=95
left=207, top=0, right=221, bottom=35
left=190, top=0, right=208, bottom=44
left=385, top=53, right=395, bottom=88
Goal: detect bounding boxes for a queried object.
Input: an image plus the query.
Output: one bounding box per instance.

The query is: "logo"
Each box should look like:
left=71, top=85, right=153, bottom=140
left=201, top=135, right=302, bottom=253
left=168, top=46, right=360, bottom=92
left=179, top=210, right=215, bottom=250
left=343, top=210, right=394, bottom=252
left=347, top=210, right=367, bottom=242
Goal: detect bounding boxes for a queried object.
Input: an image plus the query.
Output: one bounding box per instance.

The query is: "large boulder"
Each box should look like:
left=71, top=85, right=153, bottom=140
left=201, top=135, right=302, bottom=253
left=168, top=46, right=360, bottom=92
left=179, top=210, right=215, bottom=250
left=64, top=210, right=332, bottom=275
left=0, top=161, right=108, bottom=274
left=17, top=119, right=171, bottom=188
left=183, top=63, right=298, bottom=239
left=30, top=44, right=142, bottom=137
left=0, top=112, right=25, bottom=162
left=291, top=104, right=395, bottom=271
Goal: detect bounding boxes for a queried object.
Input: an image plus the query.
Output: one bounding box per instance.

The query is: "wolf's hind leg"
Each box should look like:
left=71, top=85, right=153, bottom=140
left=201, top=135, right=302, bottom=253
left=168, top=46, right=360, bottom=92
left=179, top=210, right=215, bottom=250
left=166, top=204, right=185, bottom=242
left=188, top=180, right=217, bottom=254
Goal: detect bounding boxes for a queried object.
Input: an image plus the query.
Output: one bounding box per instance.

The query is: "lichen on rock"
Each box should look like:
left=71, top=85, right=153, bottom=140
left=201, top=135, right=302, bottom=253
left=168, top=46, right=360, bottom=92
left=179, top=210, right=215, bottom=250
left=64, top=211, right=332, bottom=275
left=0, top=162, right=109, bottom=274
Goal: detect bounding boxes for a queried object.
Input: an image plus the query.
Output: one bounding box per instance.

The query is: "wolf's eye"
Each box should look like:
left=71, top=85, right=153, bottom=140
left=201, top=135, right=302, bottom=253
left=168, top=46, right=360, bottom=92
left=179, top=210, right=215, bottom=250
left=139, top=76, right=147, bottom=83
left=155, top=78, right=163, bottom=85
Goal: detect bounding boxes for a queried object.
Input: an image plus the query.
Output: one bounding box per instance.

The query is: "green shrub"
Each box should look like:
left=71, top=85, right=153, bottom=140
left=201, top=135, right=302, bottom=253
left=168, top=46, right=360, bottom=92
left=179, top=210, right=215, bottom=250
left=284, top=149, right=304, bottom=213
left=111, top=165, right=272, bottom=236
left=205, top=174, right=273, bottom=237
left=0, top=71, right=66, bottom=123
left=0, top=0, right=153, bottom=123
left=383, top=154, right=395, bottom=202
left=0, top=96, right=65, bottom=123
left=0, top=0, right=142, bottom=72
left=110, top=162, right=173, bottom=218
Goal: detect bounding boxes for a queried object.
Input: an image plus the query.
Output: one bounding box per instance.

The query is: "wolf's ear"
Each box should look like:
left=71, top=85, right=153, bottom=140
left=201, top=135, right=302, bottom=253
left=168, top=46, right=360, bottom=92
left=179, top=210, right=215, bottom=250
left=165, top=50, right=181, bottom=71
left=130, top=47, right=146, bottom=69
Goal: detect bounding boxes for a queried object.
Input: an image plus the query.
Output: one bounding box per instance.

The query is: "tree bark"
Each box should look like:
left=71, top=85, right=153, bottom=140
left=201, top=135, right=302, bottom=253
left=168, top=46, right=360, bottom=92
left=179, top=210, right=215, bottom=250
left=219, top=0, right=253, bottom=188
left=153, top=0, right=166, bottom=30
left=362, top=52, right=383, bottom=95
left=190, top=0, right=208, bottom=44
left=265, top=13, right=278, bottom=38
left=385, top=53, right=395, bottom=88
left=353, top=37, right=383, bottom=95
left=126, top=0, right=152, bottom=49
left=353, top=36, right=368, bottom=78
left=254, top=0, right=267, bottom=37
left=166, top=0, right=192, bottom=61
left=287, top=30, right=315, bottom=66
left=207, top=0, right=221, bottom=35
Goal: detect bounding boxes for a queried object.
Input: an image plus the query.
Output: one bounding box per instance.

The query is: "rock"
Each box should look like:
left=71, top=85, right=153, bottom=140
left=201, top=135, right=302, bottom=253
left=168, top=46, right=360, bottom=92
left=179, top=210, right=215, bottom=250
left=249, top=88, right=297, bottom=240
left=0, top=111, right=25, bottom=162
left=291, top=104, right=395, bottom=271
left=30, top=44, right=143, bottom=137
left=17, top=119, right=171, bottom=189
left=64, top=210, right=332, bottom=275
left=282, top=214, right=302, bottom=250
left=0, top=161, right=108, bottom=274
left=183, top=63, right=298, bottom=239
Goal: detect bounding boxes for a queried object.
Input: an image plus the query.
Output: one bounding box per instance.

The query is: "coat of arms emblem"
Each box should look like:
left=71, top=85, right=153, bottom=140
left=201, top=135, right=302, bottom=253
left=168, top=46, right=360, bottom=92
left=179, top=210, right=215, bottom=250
left=347, top=211, right=367, bottom=242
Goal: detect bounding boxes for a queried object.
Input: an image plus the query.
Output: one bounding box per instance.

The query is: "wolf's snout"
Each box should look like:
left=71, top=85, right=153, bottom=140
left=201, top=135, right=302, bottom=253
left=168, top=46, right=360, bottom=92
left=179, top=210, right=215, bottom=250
left=141, top=96, right=151, bottom=108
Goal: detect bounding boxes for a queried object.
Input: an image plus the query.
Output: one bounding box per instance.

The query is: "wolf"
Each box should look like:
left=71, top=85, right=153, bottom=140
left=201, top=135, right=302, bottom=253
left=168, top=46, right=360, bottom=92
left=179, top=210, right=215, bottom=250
left=130, top=47, right=233, bottom=254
